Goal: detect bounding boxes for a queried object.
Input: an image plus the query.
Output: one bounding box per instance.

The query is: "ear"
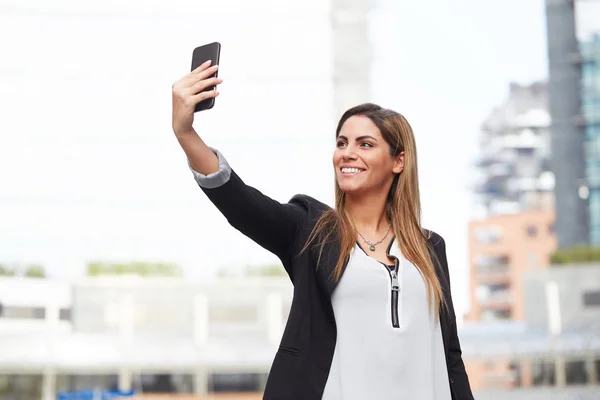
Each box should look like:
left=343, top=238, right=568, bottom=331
left=392, top=151, right=405, bottom=174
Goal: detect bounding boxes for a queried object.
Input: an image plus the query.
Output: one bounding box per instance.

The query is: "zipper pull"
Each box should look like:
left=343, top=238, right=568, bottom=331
left=390, top=269, right=400, bottom=291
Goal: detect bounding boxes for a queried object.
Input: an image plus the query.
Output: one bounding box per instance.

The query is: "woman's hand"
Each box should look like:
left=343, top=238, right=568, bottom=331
left=171, top=60, right=222, bottom=137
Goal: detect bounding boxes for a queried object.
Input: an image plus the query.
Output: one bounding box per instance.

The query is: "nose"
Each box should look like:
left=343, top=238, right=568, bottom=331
left=341, top=146, right=358, bottom=161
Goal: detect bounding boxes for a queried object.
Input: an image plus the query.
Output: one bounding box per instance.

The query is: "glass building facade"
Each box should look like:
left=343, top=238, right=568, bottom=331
left=582, top=34, right=600, bottom=244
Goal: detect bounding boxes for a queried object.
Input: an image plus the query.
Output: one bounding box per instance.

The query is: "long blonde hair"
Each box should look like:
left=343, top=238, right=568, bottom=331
left=304, top=103, right=445, bottom=316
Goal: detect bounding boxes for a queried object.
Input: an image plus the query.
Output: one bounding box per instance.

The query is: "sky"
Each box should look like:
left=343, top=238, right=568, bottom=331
left=0, top=0, right=561, bottom=319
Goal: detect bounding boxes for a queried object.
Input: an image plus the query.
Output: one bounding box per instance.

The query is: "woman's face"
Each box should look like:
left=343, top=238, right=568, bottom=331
left=333, top=115, right=404, bottom=196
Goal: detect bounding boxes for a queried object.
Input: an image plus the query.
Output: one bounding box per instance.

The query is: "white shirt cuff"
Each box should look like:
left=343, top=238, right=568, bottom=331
left=188, top=147, right=232, bottom=189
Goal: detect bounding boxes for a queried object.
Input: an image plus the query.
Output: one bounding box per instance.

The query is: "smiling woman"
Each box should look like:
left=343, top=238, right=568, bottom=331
left=171, top=62, right=473, bottom=400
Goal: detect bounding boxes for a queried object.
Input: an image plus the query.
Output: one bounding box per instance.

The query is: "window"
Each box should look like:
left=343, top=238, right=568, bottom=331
left=59, top=308, right=72, bottom=321
left=509, top=361, right=522, bottom=388
left=56, top=375, right=118, bottom=395
left=139, top=374, right=194, bottom=394
left=532, top=360, right=555, bottom=386
left=475, top=255, right=510, bottom=275
left=478, top=284, right=511, bottom=304
left=209, top=373, right=267, bottom=393
left=583, top=290, right=600, bottom=307
left=480, top=309, right=511, bottom=321
left=526, top=225, right=538, bottom=237
left=475, top=255, right=509, bottom=265
left=474, top=226, right=503, bottom=244
left=566, top=361, right=588, bottom=385
left=0, top=375, right=43, bottom=400
left=1, top=306, right=45, bottom=320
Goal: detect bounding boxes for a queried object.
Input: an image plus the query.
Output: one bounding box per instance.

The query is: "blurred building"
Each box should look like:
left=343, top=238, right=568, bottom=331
left=0, top=276, right=293, bottom=400
left=582, top=34, right=600, bottom=244
left=464, top=4, right=600, bottom=396
left=467, top=210, right=557, bottom=322
left=1, top=273, right=599, bottom=400
left=0, top=277, right=71, bottom=334
left=473, top=81, right=553, bottom=217
left=331, top=0, right=373, bottom=118
left=545, top=0, right=591, bottom=248
left=462, top=263, right=600, bottom=397
left=468, top=79, right=557, bottom=323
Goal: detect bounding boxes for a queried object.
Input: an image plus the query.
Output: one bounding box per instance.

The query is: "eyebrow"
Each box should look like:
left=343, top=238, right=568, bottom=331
left=337, top=135, right=378, bottom=141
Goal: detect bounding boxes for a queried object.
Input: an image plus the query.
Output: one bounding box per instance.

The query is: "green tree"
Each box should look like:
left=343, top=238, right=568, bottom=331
left=551, top=246, right=600, bottom=266
left=23, top=265, right=46, bottom=278
left=0, top=264, right=16, bottom=277
left=244, top=263, right=286, bottom=277
left=217, top=263, right=286, bottom=278
left=86, top=261, right=182, bottom=277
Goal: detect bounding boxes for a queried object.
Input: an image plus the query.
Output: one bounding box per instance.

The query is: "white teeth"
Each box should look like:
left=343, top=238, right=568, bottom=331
left=342, top=168, right=362, bottom=174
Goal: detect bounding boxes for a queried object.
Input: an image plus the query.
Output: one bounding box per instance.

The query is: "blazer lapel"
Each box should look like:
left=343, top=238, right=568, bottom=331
left=429, top=238, right=452, bottom=353
left=312, top=232, right=347, bottom=296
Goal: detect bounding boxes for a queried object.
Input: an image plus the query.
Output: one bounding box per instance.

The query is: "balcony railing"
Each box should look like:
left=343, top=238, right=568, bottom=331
left=477, top=263, right=510, bottom=276
left=485, top=290, right=513, bottom=304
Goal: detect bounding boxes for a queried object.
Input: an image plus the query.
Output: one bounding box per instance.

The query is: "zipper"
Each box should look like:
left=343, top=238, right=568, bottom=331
left=360, top=238, right=401, bottom=328
left=387, top=264, right=400, bottom=328
left=384, top=238, right=400, bottom=329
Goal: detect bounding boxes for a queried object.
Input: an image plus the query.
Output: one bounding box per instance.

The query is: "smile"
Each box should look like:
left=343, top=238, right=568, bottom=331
left=341, top=167, right=365, bottom=175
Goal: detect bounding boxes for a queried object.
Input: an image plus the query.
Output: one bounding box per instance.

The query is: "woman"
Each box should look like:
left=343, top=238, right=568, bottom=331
left=172, top=60, right=474, bottom=400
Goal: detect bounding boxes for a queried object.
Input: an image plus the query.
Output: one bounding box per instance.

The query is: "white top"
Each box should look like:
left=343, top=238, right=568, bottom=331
left=322, top=240, right=451, bottom=400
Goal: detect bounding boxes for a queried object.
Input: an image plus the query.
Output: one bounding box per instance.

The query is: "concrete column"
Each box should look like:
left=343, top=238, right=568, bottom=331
left=555, top=356, right=566, bottom=387
left=193, top=294, right=209, bottom=395
left=266, top=293, right=283, bottom=346
left=118, top=294, right=134, bottom=392
left=41, top=367, right=56, bottom=400
left=43, top=302, right=60, bottom=400
left=118, top=368, right=132, bottom=392
left=546, top=281, right=562, bottom=336
left=520, top=359, right=533, bottom=387
left=193, top=294, right=209, bottom=346
left=194, top=369, right=208, bottom=395
left=586, top=357, right=598, bottom=385
left=545, top=281, right=565, bottom=387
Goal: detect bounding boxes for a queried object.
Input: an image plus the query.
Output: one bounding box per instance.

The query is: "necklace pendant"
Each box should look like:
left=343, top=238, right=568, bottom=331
left=369, top=244, right=376, bottom=251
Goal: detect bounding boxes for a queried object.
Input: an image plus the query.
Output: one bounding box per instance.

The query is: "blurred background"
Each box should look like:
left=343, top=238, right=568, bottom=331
left=0, top=0, right=599, bottom=399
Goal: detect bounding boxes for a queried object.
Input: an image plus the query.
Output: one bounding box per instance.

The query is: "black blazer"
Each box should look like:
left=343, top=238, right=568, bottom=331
left=201, top=170, right=474, bottom=400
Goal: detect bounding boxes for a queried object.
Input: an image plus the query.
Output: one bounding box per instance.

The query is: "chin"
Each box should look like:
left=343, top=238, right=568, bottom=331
left=337, top=182, right=363, bottom=195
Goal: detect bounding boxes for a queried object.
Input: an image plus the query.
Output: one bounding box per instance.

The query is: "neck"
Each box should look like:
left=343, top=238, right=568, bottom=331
left=345, top=191, right=390, bottom=235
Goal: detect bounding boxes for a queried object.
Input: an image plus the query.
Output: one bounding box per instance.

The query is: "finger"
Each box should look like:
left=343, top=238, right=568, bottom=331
left=195, top=64, right=219, bottom=80
left=191, top=59, right=212, bottom=75
left=181, top=64, right=219, bottom=86
left=189, top=77, right=223, bottom=95
left=191, top=88, right=219, bottom=104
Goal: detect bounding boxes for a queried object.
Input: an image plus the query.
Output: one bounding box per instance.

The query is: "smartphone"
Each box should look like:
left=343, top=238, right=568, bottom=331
left=191, top=42, right=221, bottom=112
